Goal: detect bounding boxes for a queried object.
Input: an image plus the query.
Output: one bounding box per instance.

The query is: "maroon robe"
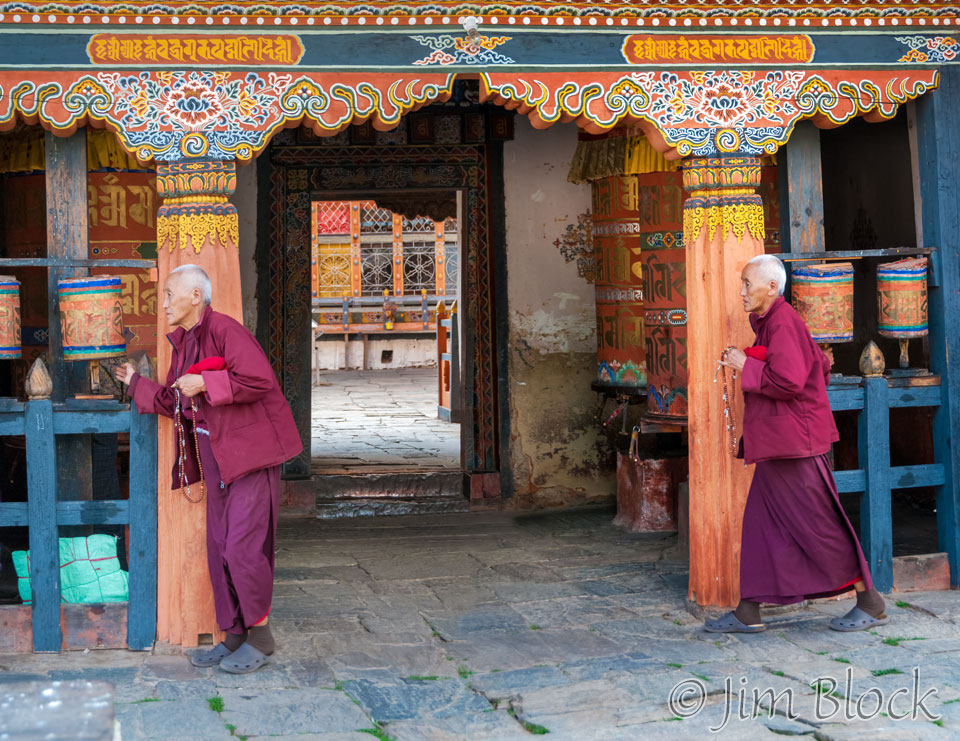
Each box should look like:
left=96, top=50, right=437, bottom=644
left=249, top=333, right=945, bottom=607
left=129, top=306, right=301, bottom=632
left=738, top=297, right=873, bottom=604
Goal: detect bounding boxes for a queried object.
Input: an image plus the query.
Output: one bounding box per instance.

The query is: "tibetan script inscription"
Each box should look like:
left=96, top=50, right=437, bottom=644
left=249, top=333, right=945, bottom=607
left=88, top=34, right=305, bottom=66
left=622, top=34, right=814, bottom=65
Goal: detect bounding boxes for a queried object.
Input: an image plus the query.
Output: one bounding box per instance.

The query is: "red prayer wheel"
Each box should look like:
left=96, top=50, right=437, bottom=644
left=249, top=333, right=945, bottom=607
left=0, top=276, right=21, bottom=359
left=877, top=257, right=928, bottom=339
left=791, top=262, right=855, bottom=343
left=57, top=276, right=126, bottom=360
left=639, top=173, right=687, bottom=420
left=592, top=175, right=645, bottom=392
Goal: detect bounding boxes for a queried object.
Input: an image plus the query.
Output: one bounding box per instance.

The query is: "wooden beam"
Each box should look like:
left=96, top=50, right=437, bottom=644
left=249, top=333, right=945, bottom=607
left=785, top=121, right=826, bottom=254
left=915, top=66, right=960, bottom=587
left=45, top=130, right=92, bottom=504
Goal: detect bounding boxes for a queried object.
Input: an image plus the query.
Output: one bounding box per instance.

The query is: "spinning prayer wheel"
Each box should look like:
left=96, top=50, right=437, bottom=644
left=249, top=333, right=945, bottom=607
left=592, top=175, right=645, bottom=393
left=877, top=257, right=928, bottom=371
left=0, top=276, right=21, bottom=359
left=58, top=275, right=126, bottom=395
left=791, top=262, right=855, bottom=344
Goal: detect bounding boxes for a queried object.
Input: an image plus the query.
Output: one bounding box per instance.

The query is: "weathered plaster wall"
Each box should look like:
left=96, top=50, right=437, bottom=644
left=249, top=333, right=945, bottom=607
left=234, top=159, right=258, bottom=335
left=313, top=337, right=437, bottom=370
left=504, top=119, right=614, bottom=508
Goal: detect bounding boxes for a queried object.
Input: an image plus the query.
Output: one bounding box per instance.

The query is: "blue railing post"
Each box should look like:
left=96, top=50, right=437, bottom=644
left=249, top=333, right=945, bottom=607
left=858, top=376, right=893, bottom=592
left=126, top=400, right=158, bottom=650
left=25, top=399, right=60, bottom=652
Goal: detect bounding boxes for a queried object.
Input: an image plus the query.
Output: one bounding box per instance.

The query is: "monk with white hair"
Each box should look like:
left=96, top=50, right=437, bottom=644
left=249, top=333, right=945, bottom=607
left=116, top=264, right=302, bottom=671
left=705, top=254, right=888, bottom=633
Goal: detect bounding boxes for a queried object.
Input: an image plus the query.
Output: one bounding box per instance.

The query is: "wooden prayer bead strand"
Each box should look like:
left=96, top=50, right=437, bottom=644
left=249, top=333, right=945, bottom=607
left=715, top=361, right=738, bottom=456
left=175, top=388, right=206, bottom=503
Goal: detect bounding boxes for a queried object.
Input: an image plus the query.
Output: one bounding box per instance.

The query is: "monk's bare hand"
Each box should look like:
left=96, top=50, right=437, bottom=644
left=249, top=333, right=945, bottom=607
left=720, top=347, right=747, bottom=372
left=115, top=361, right=137, bottom=385
left=174, top=373, right=206, bottom=397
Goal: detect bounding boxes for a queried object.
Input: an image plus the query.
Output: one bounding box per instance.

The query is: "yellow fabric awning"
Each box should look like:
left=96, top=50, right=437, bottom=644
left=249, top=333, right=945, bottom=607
left=568, top=134, right=776, bottom=184
left=0, top=128, right=149, bottom=174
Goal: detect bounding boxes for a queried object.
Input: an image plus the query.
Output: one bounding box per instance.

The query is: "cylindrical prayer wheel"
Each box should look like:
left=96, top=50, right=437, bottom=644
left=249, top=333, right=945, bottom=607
left=639, top=171, right=687, bottom=420
left=877, top=257, right=928, bottom=339
left=0, top=276, right=22, bottom=359
left=57, top=276, right=126, bottom=360
left=791, top=262, right=855, bottom=343
left=592, top=175, right=646, bottom=392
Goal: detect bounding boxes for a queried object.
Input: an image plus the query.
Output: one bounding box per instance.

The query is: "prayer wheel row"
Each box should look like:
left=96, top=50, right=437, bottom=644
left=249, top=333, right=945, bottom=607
left=0, top=275, right=127, bottom=363
left=791, top=256, right=929, bottom=353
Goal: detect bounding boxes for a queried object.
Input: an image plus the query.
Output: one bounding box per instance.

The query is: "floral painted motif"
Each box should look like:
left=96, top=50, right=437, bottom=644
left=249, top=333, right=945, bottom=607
left=482, top=68, right=940, bottom=156
left=412, top=34, right=514, bottom=66
left=896, top=36, right=959, bottom=63
left=553, top=212, right=595, bottom=283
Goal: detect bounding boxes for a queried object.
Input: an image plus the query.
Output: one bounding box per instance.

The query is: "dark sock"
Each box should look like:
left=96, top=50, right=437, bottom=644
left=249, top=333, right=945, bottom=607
left=734, top=599, right=762, bottom=626
left=223, top=631, right=246, bottom=651
left=246, top=623, right=275, bottom=656
left=856, top=588, right=885, bottom=618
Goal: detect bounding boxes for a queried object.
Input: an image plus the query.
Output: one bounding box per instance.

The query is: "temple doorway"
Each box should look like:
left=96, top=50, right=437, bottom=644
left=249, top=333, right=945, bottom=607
left=255, top=104, right=512, bottom=511
left=309, top=197, right=462, bottom=475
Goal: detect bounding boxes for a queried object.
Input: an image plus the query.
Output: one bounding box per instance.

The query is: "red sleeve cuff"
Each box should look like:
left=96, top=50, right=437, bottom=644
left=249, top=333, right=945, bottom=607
left=740, top=356, right=765, bottom=394
left=202, top=369, right=233, bottom=406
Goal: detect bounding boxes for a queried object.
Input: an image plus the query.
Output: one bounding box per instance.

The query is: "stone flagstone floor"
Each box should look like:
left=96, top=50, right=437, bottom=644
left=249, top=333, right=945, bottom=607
left=311, top=369, right=460, bottom=473
left=3, top=507, right=960, bottom=739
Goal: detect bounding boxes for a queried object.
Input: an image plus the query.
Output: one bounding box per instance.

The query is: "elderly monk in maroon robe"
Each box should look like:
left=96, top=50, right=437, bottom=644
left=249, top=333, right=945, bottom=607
left=705, top=254, right=888, bottom=633
left=116, top=264, right=303, bottom=672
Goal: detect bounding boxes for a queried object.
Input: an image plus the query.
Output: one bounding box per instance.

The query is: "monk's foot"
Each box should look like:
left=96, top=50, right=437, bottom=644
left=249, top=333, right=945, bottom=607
left=829, top=606, right=889, bottom=632
left=219, top=642, right=271, bottom=674
left=734, top=599, right=762, bottom=626
left=223, top=631, right=246, bottom=652
left=246, top=623, right=275, bottom=656
left=189, top=642, right=234, bottom=667
left=856, top=588, right=886, bottom=619
left=704, top=611, right=765, bottom=633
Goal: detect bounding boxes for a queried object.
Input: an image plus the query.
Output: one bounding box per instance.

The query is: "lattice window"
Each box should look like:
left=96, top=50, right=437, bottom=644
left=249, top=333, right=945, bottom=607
left=360, top=202, right=393, bottom=233
left=444, top=217, right=458, bottom=234
left=403, top=241, right=436, bottom=294
left=402, top=215, right=435, bottom=233
left=360, top=242, right=394, bottom=296
left=315, top=242, right=352, bottom=297
left=315, top=201, right=350, bottom=235
left=444, top=240, right=459, bottom=295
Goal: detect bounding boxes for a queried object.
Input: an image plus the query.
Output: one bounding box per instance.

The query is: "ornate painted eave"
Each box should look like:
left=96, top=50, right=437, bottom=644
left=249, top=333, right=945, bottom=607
left=0, top=2, right=955, bottom=28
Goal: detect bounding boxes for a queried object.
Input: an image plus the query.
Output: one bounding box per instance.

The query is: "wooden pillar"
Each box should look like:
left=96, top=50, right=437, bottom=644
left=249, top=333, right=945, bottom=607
left=154, top=159, right=241, bottom=646
left=683, top=155, right=765, bottom=610
left=392, top=213, right=404, bottom=296
left=44, top=130, right=92, bottom=502
left=782, top=121, right=826, bottom=254
left=915, top=67, right=960, bottom=586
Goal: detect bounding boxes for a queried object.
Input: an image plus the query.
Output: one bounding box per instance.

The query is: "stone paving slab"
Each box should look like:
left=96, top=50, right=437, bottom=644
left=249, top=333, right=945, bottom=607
left=3, top=507, right=960, bottom=739
left=311, top=368, right=459, bottom=471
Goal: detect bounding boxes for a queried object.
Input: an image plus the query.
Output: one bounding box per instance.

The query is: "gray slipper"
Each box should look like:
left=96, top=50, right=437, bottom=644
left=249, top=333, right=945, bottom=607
left=829, top=606, right=889, bottom=632
left=704, top=611, right=766, bottom=633
left=189, top=642, right=234, bottom=667
left=219, top=642, right=272, bottom=674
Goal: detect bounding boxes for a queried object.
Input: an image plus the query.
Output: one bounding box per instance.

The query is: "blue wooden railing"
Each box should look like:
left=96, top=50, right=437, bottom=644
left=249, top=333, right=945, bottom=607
left=828, top=377, right=944, bottom=592
left=0, top=398, right=157, bottom=652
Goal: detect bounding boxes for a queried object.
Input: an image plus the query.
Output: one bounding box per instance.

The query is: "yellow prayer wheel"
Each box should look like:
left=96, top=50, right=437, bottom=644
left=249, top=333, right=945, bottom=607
left=791, top=262, right=855, bottom=343
left=57, top=276, right=126, bottom=360
left=0, top=276, right=22, bottom=359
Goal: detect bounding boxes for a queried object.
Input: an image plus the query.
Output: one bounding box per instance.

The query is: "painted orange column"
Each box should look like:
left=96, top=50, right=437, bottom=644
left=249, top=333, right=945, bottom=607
left=683, top=156, right=765, bottom=610
left=154, top=159, right=241, bottom=646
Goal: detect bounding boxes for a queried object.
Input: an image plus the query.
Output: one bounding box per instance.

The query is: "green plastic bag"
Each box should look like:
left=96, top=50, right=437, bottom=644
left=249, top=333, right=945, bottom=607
left=12, top=534, right=129, bottom=605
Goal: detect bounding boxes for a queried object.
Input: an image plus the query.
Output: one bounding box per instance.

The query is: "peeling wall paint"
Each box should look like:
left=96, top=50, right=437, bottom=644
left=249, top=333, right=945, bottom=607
left=504, top=119, right=616, bottom=508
